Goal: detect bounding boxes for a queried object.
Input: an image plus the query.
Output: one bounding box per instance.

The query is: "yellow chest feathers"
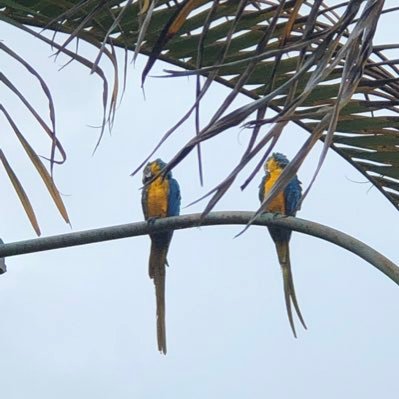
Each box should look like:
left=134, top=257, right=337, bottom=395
left=147, top=177, right=169, bottom=217
left=264, top=169, right=286, bottom=214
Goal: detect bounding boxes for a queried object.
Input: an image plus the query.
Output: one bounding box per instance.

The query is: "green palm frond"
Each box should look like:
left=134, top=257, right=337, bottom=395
left=1, top=0, right=399, bottom=218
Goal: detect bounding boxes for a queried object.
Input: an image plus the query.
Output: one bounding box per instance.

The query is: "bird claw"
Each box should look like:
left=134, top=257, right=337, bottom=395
left=147, top=216, right=159, bottom=225
left=271, top=212, right=282, bottom=219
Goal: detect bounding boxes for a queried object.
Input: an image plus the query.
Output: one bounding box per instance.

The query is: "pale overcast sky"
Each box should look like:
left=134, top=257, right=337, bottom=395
left=1, top=3, right=399, bottom=398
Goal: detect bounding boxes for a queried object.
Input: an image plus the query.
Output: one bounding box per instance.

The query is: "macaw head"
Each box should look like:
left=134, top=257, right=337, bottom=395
left=265, top=152, right=289, bottom=173
left=142, top=158, right=170, bottom=184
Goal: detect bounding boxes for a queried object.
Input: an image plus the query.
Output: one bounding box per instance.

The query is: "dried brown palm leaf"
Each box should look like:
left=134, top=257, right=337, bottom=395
left=0, top=106, right=70, bottom=225
left=0, top=150, right=41, bottom=236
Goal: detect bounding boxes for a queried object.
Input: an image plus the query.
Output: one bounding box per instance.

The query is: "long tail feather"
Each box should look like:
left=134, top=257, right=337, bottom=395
left=286, top=264, right=307, bottom=330
left=281, top=266, right=297, bottom=338
left=275, top=240, right=307, bottom=337
left=149, top=237, right=168, bottom=354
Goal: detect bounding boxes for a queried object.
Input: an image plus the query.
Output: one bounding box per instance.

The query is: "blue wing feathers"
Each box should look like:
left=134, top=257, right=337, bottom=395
left=167, top=177, right=181, bottom=217
left=141, top=186, right=149, bottom=219
left=258, top=175, right=267, bottom=202
left=284, top=176, right=302, bottom=216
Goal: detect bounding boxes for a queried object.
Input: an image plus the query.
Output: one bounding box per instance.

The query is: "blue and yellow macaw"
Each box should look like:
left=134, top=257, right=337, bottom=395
left=259, top=153, right=307, bottom=337
left=141, top=159, right=181, bottom=354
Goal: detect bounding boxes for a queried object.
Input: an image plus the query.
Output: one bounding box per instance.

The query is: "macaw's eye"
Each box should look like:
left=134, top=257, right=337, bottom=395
left=143, top=167, right=153, bottom=182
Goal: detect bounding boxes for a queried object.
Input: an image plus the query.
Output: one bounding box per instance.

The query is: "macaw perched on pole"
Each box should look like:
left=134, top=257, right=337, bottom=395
left=142, top=159, right=181, bottom=354
left=259, top=153, right=307, bottom=338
